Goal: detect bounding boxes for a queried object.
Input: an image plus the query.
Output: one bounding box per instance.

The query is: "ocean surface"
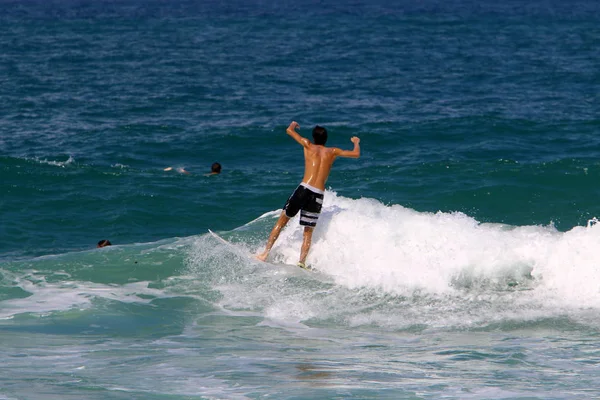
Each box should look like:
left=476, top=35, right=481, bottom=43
left=2, top=0, right=600, bottom=398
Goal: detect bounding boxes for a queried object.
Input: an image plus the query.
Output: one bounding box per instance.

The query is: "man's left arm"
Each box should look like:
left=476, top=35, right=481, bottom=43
left=333, top=136, right=361, bottom=158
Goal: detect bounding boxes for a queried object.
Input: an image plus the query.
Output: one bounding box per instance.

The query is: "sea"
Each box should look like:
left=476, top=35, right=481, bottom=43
left=1, top=0, right=600, bottom=398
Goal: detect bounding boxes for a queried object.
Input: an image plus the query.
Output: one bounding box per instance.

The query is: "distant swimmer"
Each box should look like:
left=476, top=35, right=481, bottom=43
left=256, top=121, right=360, bottom=269
left=97, top=239, right=112, bottom=248
left=163, top=166, right=190, bottom=174
left=164, top=163, right=220, bottom=175
left=207, top=162, right=221, bottom=176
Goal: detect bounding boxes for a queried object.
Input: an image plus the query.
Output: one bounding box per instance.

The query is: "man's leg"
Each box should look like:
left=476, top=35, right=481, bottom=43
left=298, top=226, right=314, bottom=265
left=256, top=211, right=290, bottom=261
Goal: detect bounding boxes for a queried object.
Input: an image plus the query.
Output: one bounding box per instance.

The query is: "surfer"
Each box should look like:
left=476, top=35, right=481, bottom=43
left=256, top=121, right=360, bottom=269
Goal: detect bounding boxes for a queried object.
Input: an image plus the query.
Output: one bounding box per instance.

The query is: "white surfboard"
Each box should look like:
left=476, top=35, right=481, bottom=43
left=207, top=229, right=314, bottom=272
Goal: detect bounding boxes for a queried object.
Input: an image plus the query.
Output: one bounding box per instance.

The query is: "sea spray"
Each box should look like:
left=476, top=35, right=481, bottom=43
left=183, top=192, right=600, bottom=331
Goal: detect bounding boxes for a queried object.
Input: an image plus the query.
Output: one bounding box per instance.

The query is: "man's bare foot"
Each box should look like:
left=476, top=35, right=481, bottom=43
left=255, top=252, right=268, bottom=262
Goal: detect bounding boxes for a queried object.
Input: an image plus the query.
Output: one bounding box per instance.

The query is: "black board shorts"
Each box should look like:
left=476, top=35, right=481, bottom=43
left=283, top=183, right=324, bottom=227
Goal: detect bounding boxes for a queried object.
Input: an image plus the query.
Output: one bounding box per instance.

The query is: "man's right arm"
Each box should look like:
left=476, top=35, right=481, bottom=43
left=334, top=137, right=360, bottom=158
left=286, top=121, right=310, bottom=148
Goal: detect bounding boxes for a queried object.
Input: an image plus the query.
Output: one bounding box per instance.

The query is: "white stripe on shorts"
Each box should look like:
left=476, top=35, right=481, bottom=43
left=302, top=211, right=320, bottom=218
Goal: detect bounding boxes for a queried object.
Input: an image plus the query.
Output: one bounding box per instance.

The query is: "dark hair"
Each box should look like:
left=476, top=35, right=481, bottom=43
left=211, top=162, right=221, bottom=173
left=97, top=239, right=112, bottom=248
left=312, top=125, right=328, bottom=145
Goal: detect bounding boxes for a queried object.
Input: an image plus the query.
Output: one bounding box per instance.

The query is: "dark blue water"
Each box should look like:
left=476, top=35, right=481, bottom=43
left=1, top=1, right=600, bottom=398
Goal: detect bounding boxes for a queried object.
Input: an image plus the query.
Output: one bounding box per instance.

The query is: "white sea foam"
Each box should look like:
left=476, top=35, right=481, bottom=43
left=0, top=272, right=171, bottom=319
left=246, top=191, right=600, bottom=313
left=185, top=196, right=600, bottom=330
left=112, top=163, right=129, bottom=169
left=34, top=155, right=75, bottom=167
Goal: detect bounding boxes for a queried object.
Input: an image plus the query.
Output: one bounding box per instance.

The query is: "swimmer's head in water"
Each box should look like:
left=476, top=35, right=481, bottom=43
left=211, top=162, right=221, bottom=174
left=312, top=125, right=328, bottom=145
left=97, top=239, right=112, bottom=248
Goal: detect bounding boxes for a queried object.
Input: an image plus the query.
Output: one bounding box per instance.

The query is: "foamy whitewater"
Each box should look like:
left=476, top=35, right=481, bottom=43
left=9, top=193, right=597, bottom=336
left=4, top=198, right=600, bottom=399
left=186, top=193, right=600, bottom=333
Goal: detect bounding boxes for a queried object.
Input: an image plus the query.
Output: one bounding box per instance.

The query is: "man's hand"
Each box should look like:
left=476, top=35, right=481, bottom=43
left=351, top=136, right=360, bottom=144
left=288, top=121, right=300, bottom=132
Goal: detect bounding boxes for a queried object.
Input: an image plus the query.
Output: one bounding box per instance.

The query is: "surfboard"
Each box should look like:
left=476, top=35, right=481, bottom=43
left=207, top=229, right=314, bottom=272
left=208, top=229, right=233, bottom=246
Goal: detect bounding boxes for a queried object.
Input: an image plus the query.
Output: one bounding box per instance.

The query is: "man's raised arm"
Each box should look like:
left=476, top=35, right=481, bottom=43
left=334, top=136, right=361, bottom=158
left=286, top=121, right=310, bottom=147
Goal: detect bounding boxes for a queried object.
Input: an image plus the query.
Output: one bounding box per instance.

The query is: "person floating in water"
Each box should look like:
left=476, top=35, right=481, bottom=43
left=164, top=163, right=221, bottom=176
left=256, top=121, right=360, bottom=269
left=208, top=162, right=221, bottom=175
left=164, top=166, right=190, bottom=174
left=97, top=239, right=112, bottom=248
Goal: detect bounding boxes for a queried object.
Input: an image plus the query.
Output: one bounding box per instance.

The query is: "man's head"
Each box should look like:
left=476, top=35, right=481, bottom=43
left=312, top=125, right=328, bottom=145
left=97, top=239, right=112, bottom=248
left=211, top=162, right=222, bottom=174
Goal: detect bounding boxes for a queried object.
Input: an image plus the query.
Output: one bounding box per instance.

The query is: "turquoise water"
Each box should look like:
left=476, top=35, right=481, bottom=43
left=2, top=1, right=600, bottom=398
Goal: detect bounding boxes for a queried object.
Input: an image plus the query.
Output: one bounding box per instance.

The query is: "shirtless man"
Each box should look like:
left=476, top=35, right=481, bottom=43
left=256, top=121, right=360, bottom=269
